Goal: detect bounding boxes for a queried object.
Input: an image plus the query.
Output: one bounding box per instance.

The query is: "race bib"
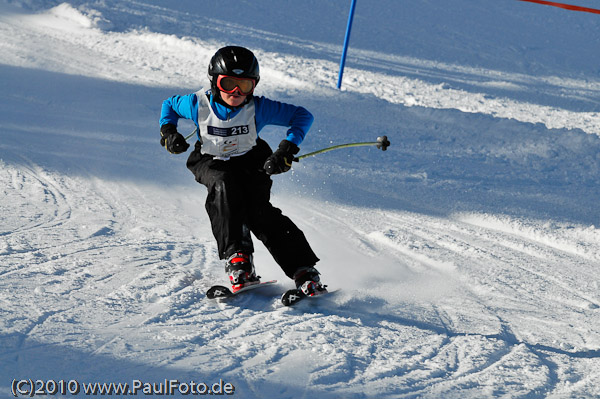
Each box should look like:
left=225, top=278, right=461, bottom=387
left=207, top=125, right=250, bottom=137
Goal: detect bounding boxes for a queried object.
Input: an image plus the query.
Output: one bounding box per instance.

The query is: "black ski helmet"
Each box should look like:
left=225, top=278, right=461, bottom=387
left=208, top=46, right=260, bottom=94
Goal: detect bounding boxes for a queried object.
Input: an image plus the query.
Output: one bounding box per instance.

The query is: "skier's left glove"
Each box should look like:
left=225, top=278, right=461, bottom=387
left=264, top=140, right=299, bottom=175
left=160, top=123, right=190, bottom=154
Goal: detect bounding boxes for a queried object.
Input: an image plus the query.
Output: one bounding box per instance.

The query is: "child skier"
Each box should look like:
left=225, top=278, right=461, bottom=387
left=159, top=46, right=327, bottom=297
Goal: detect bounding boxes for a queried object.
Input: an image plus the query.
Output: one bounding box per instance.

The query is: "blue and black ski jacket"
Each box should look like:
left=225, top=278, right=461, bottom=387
left=159, top=89, right=314, bottom=146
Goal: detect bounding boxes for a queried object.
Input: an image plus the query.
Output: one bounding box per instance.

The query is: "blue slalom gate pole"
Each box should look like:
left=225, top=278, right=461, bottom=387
left=337, top=0, right=358, bottom=89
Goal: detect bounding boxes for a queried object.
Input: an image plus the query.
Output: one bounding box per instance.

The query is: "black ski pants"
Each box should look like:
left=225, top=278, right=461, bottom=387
left=186, top=138, right=319, bottom=278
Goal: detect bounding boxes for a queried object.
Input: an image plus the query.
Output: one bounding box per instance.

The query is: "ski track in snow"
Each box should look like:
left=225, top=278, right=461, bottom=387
left=3, top=158, right=599, bottom=397
left=1, top=1, right=600, bottom=398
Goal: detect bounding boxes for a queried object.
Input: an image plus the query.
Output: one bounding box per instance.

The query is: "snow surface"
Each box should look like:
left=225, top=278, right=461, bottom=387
left=1, top=0, right=600, bottom=397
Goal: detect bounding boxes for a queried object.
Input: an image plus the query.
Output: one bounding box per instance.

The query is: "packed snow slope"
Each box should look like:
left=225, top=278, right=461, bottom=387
left=1, top=0, right=600, bottom=398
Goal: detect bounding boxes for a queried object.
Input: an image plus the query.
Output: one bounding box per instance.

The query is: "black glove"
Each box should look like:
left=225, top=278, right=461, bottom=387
left=160, top=124, right=190, bottom=154
left=264, top=140, right=299, bottom=175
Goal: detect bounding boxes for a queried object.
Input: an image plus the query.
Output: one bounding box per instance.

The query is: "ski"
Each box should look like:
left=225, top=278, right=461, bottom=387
left=206, top=279, right=277, bottom=300
left=281, top=287, right=330, bottom=306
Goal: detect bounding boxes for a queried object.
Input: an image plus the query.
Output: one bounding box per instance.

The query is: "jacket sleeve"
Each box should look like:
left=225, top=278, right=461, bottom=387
left=159, top=93, right=199, bottom=127
left=254, top=96, right=314, bottom=146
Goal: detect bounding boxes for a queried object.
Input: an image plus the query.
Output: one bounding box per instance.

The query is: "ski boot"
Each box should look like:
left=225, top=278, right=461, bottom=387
left=293, top=267, right=328, bottom=297
left=225, top=252, right=260, bottom=293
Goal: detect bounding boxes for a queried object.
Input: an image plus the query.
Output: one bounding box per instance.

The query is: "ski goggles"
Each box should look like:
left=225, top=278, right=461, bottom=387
left=216, top=75, right=256, bottom=95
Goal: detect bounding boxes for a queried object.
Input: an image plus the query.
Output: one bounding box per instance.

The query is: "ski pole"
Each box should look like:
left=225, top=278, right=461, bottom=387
left=184, top=127, right=198, bottom=141
left=294, top=135, right=390, bottom=162
left=183, top=128, right=390, bottom=160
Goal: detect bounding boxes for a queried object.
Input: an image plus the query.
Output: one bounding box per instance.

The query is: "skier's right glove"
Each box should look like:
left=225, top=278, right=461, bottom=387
left=264, top=140, right=299, bottom=175
left=160, top=123, right=190, bottom=154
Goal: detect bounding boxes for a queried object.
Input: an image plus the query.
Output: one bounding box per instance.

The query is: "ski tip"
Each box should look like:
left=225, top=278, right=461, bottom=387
left=281, top=289, right=305, bottom=306
left=206, top=285, right=233, bottom=299
left=281, top=286, right=336, bottom=306
left=207, top=280, right=279, bottom=300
